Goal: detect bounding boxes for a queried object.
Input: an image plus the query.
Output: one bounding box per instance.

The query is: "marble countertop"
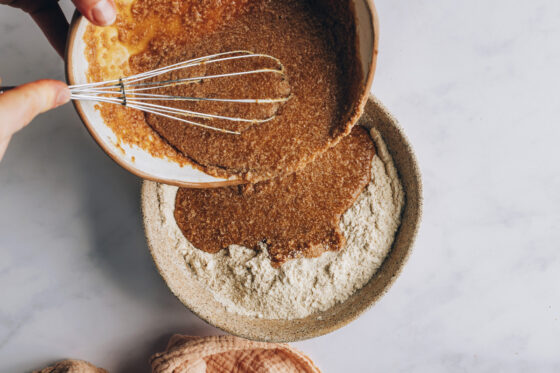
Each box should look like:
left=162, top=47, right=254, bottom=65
left=1, top=0, right=560, bottom=371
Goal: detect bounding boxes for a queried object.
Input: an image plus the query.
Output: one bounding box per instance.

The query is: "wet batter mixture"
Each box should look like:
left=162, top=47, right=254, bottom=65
left=174, top=126, right=376, bottom=265
left=84, top=0, right=362, bottom=181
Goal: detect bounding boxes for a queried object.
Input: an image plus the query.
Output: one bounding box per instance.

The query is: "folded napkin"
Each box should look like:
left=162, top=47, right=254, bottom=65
left=151, top=335, right=321, bottom=373
left=35, top=335, right=321, bottom=373
left=34, top=359, right=107, bottom=373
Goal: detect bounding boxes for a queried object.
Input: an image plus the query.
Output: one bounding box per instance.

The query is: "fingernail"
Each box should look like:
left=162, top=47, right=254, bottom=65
left=92, top=0, right=116, bottom=26
left=55, top=86, right=71, bottom=108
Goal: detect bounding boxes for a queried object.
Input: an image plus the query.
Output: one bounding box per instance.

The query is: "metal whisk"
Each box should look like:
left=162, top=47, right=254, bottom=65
left=0, top=51, right=290, bottom=135
left=71, top=50, right=290, bottom=134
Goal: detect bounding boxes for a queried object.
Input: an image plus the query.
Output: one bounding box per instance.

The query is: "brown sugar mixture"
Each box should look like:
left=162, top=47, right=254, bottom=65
left=174, top=126, right=375, bottom=265
left=84, top=0, right=362, bottom=182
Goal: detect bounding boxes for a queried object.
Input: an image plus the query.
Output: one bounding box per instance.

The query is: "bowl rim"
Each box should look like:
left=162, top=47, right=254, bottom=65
left=64, top=0, right=379, bottom=188
left=141, top=94, right=423, bottom=342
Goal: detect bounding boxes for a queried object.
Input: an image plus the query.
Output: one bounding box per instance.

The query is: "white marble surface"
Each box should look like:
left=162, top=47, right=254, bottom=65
left=1, top=0, right=560, bottom=371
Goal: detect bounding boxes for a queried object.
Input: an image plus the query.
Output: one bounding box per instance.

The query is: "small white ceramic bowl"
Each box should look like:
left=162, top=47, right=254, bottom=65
left=65, top=1, right=379, bottom=187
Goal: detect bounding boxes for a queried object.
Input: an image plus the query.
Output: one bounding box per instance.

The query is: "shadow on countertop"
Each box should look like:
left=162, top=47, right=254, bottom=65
left=8, top=106, right=221, bottom=373
left=73, top=123, right=223, bottom=373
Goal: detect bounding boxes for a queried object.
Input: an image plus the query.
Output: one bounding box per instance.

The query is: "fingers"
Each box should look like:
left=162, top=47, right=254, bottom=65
left=29, top=1, right=69, bottom=57
left=0, top=80, right=70, bottom=143
left=2, top=0, right=69, bottom=57
left=3, top=0, right=116, bottom=57
left=71, top=0, right=116, bottom=26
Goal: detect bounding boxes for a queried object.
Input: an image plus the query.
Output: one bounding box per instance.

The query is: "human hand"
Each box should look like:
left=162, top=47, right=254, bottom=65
left=0, top=0, right=116, bottom=161
left=0, top=80, right=70, bottom=160
left=1, top=0, right=117, bottom=57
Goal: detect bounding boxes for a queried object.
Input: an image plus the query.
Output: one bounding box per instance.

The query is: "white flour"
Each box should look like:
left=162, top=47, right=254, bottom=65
left=153, top=128, right=404, bottom=319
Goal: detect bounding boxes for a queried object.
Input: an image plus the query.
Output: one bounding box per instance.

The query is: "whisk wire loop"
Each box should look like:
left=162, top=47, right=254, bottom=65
left=69, top=51, right=290, bottom=134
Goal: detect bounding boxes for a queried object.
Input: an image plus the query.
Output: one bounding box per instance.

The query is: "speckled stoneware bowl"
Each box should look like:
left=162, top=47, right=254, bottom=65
left=141, top=96, right=423, bottom=342
left=65, top=0, right=379, bottom=188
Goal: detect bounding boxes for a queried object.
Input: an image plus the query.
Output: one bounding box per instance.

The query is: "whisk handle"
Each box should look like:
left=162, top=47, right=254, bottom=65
left=0, top=86, right=15, bottom=94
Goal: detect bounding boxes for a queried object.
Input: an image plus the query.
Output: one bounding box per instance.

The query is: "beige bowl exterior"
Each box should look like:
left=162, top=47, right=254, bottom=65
left=141, top=95, right=423, bottom=342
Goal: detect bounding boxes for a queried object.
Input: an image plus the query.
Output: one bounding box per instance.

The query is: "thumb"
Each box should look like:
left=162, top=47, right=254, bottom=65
left=0, top=80, right=70, bottom=141
left=71, top=0, right=117, bottom=26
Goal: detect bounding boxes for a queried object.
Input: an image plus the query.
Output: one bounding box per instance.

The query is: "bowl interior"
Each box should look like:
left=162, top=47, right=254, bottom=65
left=67, top=17, right=230, bottom=186
left=66, top=0, right=378, bottom=187
left=142, top=96, right=422, bottom=342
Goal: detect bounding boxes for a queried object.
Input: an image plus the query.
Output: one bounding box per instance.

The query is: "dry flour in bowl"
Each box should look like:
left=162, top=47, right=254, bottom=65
left=149, top=128, right=404, bottom=320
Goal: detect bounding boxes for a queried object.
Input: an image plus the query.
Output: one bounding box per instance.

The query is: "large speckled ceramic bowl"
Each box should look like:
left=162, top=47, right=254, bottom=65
left=141, top=96, right=422, bottom=342
left=65, top=0, right=379, bottom=188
